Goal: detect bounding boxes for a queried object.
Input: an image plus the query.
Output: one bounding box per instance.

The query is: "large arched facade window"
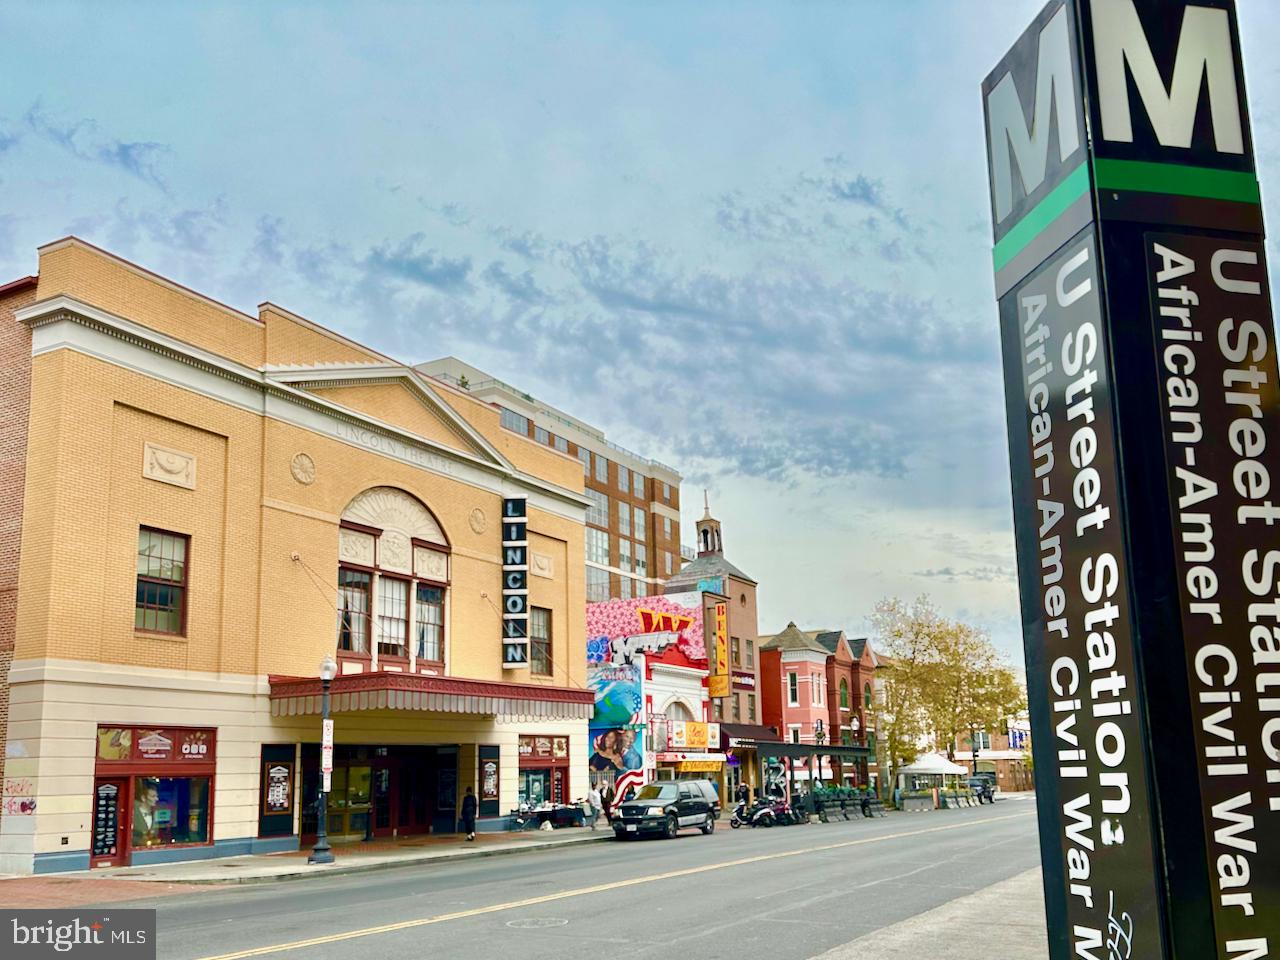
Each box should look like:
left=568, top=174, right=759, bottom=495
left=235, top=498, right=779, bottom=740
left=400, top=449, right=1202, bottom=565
left=864, top=682, right=873, bottom=710
left=840, top=678, right=849, bottom=709
left=335, top=487, right=450, bottom=671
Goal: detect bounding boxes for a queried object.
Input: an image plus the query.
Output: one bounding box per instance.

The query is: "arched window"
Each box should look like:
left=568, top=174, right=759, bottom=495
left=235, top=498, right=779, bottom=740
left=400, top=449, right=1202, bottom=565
left=336, top=487, right=450, bottom=669
left=840, top=679, right=849, bottom=709
left=864, top=682, right=873, bottom=709
left=665, top=701, right=694, bottom=722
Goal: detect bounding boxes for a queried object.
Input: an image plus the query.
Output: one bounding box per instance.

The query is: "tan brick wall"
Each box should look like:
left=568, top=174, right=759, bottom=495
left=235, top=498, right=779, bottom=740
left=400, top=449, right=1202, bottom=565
left=36, top=242, right=265, bottom=368
left=1, top=282, right=37, bottom=807
left=309, top=382, right=480, bottom=459
left=17, top=350, right=586, bottom=684
left=261, top=304, right=387, bottom=366
left=428, top=380, right=583, bottom=492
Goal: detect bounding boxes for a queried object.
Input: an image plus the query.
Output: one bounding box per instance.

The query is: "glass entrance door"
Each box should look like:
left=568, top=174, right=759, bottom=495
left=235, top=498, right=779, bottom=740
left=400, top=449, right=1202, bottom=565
left=326, top=764, right=371, bottom=837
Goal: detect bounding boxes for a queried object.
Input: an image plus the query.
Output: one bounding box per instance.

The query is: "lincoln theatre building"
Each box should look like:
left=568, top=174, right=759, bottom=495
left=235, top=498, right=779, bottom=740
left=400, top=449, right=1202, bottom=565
left=0, top=239, right=594, bottom=874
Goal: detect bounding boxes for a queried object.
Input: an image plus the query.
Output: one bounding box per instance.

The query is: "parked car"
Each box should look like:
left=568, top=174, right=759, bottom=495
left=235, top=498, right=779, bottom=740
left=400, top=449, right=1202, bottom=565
left=966, top=777, right=996, bottom=803
left=614, top=779, right=720, bottom=839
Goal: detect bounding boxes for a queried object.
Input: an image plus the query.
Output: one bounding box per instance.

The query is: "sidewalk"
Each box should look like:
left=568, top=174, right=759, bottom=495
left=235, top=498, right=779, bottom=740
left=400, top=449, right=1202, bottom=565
left=91, top=826, right=611, bottom=885
left=812, top=867, right=1047, bottom=960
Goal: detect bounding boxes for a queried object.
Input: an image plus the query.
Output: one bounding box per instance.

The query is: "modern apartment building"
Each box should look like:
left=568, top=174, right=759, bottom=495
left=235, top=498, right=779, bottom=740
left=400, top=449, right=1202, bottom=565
left=416, top=359, right=682, bottom=603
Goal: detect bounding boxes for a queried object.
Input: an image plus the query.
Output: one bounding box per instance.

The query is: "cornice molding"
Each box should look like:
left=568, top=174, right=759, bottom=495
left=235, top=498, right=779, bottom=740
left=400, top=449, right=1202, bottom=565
left=20, top=296, right=589, bottom=518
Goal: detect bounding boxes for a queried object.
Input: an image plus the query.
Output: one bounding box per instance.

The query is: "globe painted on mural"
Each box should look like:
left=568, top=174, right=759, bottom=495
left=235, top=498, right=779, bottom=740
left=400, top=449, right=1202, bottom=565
left=593, top=678, right=642, bottom=727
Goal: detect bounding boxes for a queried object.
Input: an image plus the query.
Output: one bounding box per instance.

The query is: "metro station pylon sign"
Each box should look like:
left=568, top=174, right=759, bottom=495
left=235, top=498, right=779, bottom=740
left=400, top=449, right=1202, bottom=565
left=983, top=2, right=1280, bottom=958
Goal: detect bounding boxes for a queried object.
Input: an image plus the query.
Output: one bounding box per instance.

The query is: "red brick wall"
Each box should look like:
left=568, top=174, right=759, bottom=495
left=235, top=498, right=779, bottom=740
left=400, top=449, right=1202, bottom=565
left=0, top=278, right=37, bottom=816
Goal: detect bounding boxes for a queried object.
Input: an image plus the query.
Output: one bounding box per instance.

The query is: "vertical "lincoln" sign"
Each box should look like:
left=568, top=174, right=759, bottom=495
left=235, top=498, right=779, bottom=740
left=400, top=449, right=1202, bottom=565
left=502, top=496, right=530, bottom=668
left=985, top=2, right=1279, bottom=959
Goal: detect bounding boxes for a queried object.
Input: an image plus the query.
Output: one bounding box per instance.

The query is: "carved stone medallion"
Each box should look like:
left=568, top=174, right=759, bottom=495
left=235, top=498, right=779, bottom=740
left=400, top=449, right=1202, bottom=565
left=290, top=453, right=316, bottom=485
left=468, top=507, right=487, bottom=535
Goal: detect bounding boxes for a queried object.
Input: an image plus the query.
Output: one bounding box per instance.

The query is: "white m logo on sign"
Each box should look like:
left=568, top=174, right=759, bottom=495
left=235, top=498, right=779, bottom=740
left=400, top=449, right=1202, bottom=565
left=1091, top=0, right=1243, bottom=154
left=987, top=5, right=1080, bottom=222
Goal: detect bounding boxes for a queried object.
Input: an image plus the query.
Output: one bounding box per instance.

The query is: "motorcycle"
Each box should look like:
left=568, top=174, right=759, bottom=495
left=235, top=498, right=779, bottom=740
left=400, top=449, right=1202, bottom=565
left=730, top=798, right=775, bottom=828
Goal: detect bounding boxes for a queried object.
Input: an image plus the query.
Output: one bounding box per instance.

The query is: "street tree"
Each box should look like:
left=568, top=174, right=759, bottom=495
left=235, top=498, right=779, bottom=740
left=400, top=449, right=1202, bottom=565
left=868, top=595, right=946, bottom=798
left=921, top=622, right=1025, bottom=774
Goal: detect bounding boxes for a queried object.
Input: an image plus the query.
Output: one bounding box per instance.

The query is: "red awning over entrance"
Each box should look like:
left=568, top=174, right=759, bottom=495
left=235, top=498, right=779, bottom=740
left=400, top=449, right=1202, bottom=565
left=268, top=672, right=595, bottom=721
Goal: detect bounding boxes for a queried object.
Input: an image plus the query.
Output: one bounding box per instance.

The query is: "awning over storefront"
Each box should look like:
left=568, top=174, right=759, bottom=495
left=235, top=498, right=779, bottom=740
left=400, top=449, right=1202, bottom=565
left=718, top=723, right=782, bottom=749
left=268, top=673, right=595, bottom=721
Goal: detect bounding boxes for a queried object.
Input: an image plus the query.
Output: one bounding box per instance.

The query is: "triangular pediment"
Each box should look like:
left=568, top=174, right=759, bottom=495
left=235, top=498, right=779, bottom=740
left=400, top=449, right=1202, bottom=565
left=266, top=365, right=512, bottom=470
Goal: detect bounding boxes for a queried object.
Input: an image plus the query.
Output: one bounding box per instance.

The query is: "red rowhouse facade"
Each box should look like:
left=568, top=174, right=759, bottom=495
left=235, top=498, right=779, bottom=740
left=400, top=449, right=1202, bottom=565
left=759, top=624, right=877, bottom=787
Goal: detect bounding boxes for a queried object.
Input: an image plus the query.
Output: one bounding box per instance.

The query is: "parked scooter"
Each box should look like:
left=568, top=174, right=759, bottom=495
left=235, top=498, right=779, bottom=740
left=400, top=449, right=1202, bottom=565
left=730, top=798, right=776, bottom=828
left=769, top=796, right=803, bottom=825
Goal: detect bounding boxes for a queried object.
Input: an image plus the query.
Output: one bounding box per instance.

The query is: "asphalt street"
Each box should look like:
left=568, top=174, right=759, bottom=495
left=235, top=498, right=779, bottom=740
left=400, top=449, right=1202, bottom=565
left=108, top=800, right=1041, bottom=960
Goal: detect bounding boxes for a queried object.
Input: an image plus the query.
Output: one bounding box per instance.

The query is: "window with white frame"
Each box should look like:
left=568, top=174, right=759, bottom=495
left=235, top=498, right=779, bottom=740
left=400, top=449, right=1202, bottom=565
left=635, top=543, right=647, bottom=576
left=585, top=489, right=608, bottom=527
left=618, top=576, right=632, bottom=600
left=789, top=725, right=801, bottom=744
left=618, top=501, right=630, bottom=536
left=586, top=528, right=609, bottom=565
left=634, top=507, right=645, bottom=537
left=787, top=673, right=799, bottom=706
left=664, top=551, right=673, bottom=575
left=377, top=577, right=409, bottom=657
left=635, top=579, right=647, bottom=597
left=500, top=408, right=529, bottom=435
left=618, top=538, right=632, bottom=572
left=534, top=426, right=550, bottom=446
left=554, top=435, right=568, bottom=453
left=662, top=516, right=672, bottom=539
left=595, top=454, right=609, bottom=483
left=617, top=463, right=630, bottom=493
left=661, top=481, right=670, bottom=501
left=586, top=566, right=609, bottom=602
left=578, top=448, right=591, bottom=475
left=973, top=731, right=992, bottom=751
left=633, top=472, right=645, bottom=498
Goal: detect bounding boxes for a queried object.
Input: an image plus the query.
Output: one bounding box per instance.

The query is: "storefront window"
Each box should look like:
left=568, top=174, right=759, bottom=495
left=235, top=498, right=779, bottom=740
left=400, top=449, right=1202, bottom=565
left=519, top=769, right=548, bottom=806
left=132, top=776, right=209, bottom=848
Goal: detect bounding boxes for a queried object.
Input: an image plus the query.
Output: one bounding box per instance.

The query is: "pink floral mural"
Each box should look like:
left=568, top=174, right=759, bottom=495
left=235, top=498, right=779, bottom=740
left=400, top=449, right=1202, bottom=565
left=586, top=591, right=707, bottom=663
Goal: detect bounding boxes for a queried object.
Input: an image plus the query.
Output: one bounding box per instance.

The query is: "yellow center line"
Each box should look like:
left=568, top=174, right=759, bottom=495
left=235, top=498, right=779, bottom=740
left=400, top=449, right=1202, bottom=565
left=195, top=811, right=1034, bottom=960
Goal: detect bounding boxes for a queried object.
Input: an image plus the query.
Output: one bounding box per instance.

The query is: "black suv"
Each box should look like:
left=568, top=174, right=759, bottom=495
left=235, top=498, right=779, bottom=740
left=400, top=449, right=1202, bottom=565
left=966, top=777, right=995, bottom=803
left=614, top=779, right=720, bottom=839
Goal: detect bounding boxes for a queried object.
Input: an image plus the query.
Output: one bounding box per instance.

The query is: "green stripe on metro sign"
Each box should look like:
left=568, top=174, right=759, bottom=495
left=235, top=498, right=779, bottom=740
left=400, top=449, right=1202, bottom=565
left=992, top=162, right=1090, bottom=272
left=1092, top=159, right=1261, bottom=205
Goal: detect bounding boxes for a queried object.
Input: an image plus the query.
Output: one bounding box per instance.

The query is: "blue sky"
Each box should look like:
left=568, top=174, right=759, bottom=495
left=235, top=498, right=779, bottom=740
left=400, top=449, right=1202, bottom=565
left=4, top=1, right=1280, bottom=661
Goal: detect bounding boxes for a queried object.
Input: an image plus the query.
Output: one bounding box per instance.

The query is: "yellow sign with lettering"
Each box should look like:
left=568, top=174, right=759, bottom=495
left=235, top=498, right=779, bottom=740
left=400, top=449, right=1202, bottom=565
left=712, top=601, right=729, bottom=699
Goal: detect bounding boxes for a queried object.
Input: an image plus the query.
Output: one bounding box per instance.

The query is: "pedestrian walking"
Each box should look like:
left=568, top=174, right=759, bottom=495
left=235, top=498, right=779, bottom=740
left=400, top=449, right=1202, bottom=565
left=601, top=781, right=615, bottom=824
left=462, top=785, right=478, bottom=841
left=586, top=783, right=604, bottom=831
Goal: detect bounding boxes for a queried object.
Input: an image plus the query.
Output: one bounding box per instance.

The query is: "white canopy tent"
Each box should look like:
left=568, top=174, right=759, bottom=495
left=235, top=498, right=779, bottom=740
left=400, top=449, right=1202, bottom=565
left=897, top=754, right=969, bottom=777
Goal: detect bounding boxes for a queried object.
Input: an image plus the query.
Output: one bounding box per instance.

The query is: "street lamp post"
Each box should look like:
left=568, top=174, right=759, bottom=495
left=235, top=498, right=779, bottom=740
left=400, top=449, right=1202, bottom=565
left=850, top=715, right=861, bottom=788
left=308, top=655, right=338, bottom=865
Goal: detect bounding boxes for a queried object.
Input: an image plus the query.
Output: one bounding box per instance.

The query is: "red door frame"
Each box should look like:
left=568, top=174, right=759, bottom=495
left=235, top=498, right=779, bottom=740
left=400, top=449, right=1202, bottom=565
left=90, top=777, right=130, bottom=869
